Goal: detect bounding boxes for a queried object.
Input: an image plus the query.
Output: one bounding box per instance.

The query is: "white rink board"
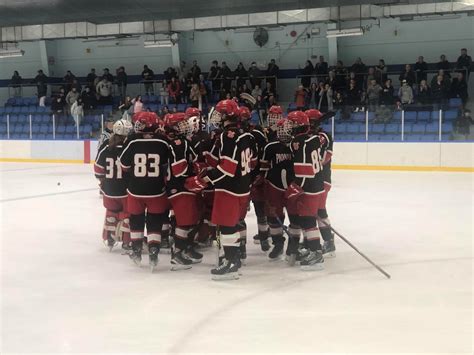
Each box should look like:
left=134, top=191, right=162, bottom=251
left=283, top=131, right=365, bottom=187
left=0, top=162, right=472, bottom=353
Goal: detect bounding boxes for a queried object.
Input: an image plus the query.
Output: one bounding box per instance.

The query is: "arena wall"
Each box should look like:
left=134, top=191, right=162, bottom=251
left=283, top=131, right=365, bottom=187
left=0, top=140, right=472, bottom=171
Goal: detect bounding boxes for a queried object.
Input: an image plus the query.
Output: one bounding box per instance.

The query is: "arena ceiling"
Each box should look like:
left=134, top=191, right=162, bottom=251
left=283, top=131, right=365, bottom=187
left=0, top=0, right=457, bottom=27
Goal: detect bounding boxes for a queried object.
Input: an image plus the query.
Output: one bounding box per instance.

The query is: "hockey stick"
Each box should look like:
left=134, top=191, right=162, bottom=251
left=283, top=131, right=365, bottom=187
left=215, top=226, right=221, bottom=267
left=318, top=220, right=391, bottom=279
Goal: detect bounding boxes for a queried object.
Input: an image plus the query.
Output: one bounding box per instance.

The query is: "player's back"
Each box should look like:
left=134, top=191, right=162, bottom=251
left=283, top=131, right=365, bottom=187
left=261, top=140, right=294, bottom=190
left=95, top=139, right=128, bottom=198
left=291, top=133, right=324, bottom=194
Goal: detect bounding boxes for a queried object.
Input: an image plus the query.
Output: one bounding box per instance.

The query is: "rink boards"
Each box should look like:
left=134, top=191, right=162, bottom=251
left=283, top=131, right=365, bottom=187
left=0, top=139, right=473, bottom=172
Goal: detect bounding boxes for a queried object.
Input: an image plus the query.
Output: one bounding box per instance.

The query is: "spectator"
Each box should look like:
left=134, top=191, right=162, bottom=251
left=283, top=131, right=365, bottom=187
left=399, top=64, right=416, bottom=87
left=398, top=80, right=414, bottom=106
left=220, top=61, right=233, bottom=93
left=86, top=68, right=97, bottom=90
left=351, top=57, right=366, bottom=88
left=116, top=66, right=127, bottom=99
left=380, top=79, right=394, bottom=106
left=307, top=82, right=319, bottom=109
left=81, top=86, right=97, bottom=113
left=301, top=60, right=314, bottom=88
left=327, top=70, right=337, bottom=90
left=295, top=85, right=307, bottom=110
left=164, top=67, right=178, bottom=82
left=178, top=61, right=188, bottom=80
left=318, top=83, right=333, bottom=112
left=454, top=109, right=472, bottom=136
left=456, top=48, right=472, bottom=78
left=198, top=74, right=209, bottom=106
left=366, top=67, right=376, bottom=89
left=51, top=96, right=66, bottom=123
left=168, top=77, right=181, bottom=104
left=239, top=83, right=251, bottom=95
left=417, top=80, right=432, bottom=107
left=251, top=84, right=262, bottom=99
left=234, top=62, right=248, bottom=89
left=255, top=95, right=266, bottom=124
left=266, top=59, right=279, bottom=93
left=437, top=54, right=451, bottom=74
left=63, top=70, right=76, bottom=92
left=132, top=95, right=144, bottom=113
left=333, top=91, right=347, bottom=119
left=347, top=79, right=362, bottom=112
left=33, top=69, right=48, bottom=105
left=102, top=68, right=114, bottom=83
left=431, top=74, right=449, bottom=109
left=181, top=77, right=192, bottom=104
left=208, top=60, right=221, bottom=92
left=65, top=88, right=80, bottom=111
left=431, top=69, right=450, bottom=87
left=414, top=56, right=428, bottom=84
left=451, top=72, right=468, bottom=106
left=119, top=96, right=133, bottom=121
left=159, top=80, right=169, bottom=106
left=190, top=60, right=201, bottom=83
left=190, top=83, right=201, bottom=108
left=71, top=79, right=81, bottom=92
left=248, top=62, right=261, bottom=89
left=334, top=60, right=348, bottom=91
left=71, top=98, right=84, bottom=127
left=10, top=71, right=22, bottom=97
left=367, top=79, right=382, bottom=111
left=159, top=105, right=170, bottom=118
left=375, top=59, right=388, bottom=84
left=315, top=56, right=328, bottom=77
left=262, top=81, right=274, bottom=105
left=142, top=65, right=155, bottom=95
left=96, top=77, right=112, bottom=105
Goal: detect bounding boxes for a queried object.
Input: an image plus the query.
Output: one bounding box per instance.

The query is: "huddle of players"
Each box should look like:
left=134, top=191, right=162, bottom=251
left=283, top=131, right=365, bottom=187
left=94, top=100, right=335, bottom=281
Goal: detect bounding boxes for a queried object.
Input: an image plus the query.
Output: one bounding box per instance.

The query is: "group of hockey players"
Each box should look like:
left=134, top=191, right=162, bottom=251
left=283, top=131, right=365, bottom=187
left=94, top=97, right=335, bottom=280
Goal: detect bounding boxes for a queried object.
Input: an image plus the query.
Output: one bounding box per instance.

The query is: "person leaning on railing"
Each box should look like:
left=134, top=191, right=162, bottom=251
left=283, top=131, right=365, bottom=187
left=10, top=71, right=22, bottom=97
left=456, top=48, right=472, bottom=79
left=234, top=62, right=248, bottom=89
left=266, top=59, right=279, bottom=93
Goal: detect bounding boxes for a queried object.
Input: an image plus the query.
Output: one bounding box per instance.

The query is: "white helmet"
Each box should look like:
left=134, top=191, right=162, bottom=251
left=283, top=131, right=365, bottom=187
left=113, top=119, right=133, bottom=136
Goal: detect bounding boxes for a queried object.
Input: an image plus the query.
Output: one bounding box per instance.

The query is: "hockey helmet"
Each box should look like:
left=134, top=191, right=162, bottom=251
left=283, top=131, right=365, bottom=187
left=185, top=107, right=201, bottom=135
left=164, top=112, right=190, bottom=136
left=267, top=105, right=283, bottom=129
left=133, top=111, right=159, bottom=133
left=113, top=119, right=133, bottom=136
left=209, top=99, right=239, bottom=127
left=305, top=109, right=323, bottom=123
left=238, top=106, right=251, bottom=121
left=276, top=119, right=293, bottom=143
left=287, top=110, right=310, bottom=126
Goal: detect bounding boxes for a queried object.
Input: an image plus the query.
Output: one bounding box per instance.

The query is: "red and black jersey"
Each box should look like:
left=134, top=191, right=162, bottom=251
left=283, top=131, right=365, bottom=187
left=204, top=129, right=222, bottom=168
left=318, top=129, right=333, bottom=184
left=248, top=125, right=268, bottom=179
left=94, top=139, right=128, bottom=198
left=167, top=136, right=198, bottom=196
left=206, top=125, right=254, bottom=196
left=119, top=132, right=169, bottom=197
left=290, top=133, right=325, bottom=194
left=260, top=141, right=294, bottom=191
left=190, top=130, right=212, bottom=163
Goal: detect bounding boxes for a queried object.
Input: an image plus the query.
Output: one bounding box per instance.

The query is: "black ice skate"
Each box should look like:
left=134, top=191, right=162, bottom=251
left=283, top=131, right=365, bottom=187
left=121, top=242, right=132, bottom=255
left=160, top=235, right=171, bottom=254
left=300, top=250, right=324, bottom=271
left=105, top=233, right=116, bottom=252
left=252, top=234, right=260, bottom=245
left=259, top=230, right=271, bottom=252
left=129, top=241, right=142, bottom=266
left=186, top=245, right=203, bottom=264
left=149, top=245, right=160, bottom=272
left=211, top=259, right=240, bottom=281
left=170, top=250, right=193, bottom=271
left=268, top=243, right=284, bottom=261
left=239, top=242, right=247, bottom=264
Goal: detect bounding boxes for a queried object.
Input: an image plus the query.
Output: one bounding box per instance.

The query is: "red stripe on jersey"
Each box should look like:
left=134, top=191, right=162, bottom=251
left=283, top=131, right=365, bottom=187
left=260, top=160, right=270, bottom=171
left=218, top=156, right=238, bottom=176
left=204, top=152, right=219, bottom=168
left=171, top=159, right=188, bottom=177
left=294, top=163, right=316, bottom=177
left=322, top=151, right=332, bottom=165
left=250, top=157, right=258, bottom=170
left=94, top=163, right=105, bottom=175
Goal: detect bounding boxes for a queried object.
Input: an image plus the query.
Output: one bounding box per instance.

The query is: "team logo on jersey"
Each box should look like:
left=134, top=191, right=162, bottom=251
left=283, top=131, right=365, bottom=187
left=227, top=130, right=236, bottom=139
left=292, top=142, right=300, bottom=151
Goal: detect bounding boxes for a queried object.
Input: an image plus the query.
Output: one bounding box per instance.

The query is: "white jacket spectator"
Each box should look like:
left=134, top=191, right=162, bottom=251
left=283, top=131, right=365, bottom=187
left=398, top=81, right=414, bottom=104
left=71, top=100, right=84, bottom=127
left=251, top=85, right=262, bottom=99
left=65, top=89, right=80, bottom=106
left=96, top=79, right=112, bottom=97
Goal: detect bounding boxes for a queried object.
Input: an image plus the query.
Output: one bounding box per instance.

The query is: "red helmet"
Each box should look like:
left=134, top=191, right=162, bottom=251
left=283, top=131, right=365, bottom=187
left=215, top=99, right=239, bottom=117
left=268, top=105, right=283, bottom=115
left=305, top=109, right=323, bottom=122
left=238, top=106, right=251, bottom=121
left=185, top=107, right=201, bottom=119
left=164, top=113, right=190, bottom=136
left=133, top=111, right=159, bottom=133
left=287, top=111, right=309, bottom=126
left=276, top=118, right=292, bottom=143
left=268, top=105, right=283, bottom=128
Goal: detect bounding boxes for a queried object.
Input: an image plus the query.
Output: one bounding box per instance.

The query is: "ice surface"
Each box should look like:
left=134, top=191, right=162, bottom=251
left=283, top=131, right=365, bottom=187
left=0, top=162, right=472, bottom=354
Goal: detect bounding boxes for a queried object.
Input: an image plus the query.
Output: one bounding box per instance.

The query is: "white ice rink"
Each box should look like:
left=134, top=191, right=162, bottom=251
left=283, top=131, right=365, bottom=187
left=0, top=162, right=472, bottom=354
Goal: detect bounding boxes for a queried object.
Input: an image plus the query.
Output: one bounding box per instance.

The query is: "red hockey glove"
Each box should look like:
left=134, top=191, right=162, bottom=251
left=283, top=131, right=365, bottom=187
left=193, top=162, right=208, bottom=176
left=285, top=182, right=304, bottom=200
left=185, top=176, right=208, bottom=193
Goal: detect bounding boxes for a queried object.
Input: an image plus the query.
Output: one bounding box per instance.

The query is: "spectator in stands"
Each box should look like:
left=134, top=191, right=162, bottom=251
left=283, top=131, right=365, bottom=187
left=301, top=60, right=314, bottom=88
left=234, top=62, right=248, bottom=89
left=164, top=67, right=178, bottom=82
left=248, top=62, right=261, bottom=89
left=168, top=77, right=181, bottom=104
left=414, top=56, right=428, bottom=84
left=190, top=83, right=201, bottom=108
left=220, top=61, right=233, bottom=93
left=251, top=84, right=262, bottom=99
left=86, top=68, right=97, bottom=90
left=454, top=109, right=472, bottom=136
left=181, top=76, right=192, bottom=104
left=159, top=80, right=169, bottom=106
left=159, top=105, right=170, bottom=118
left=239, top=83, right=251, bottom=96
left=66, top=88, right=80, bottom=113
left=417, top=80, right=432, bottom=107
left=398, top=80, right=414, bottom=106
left=318, top=83, right=333, bottom=112
left=380, top=79, right=394, bottom=106
left=333, top=91, right=348, bottom=119
left=295, top=85, right=307, bottom=110
left=347, top=79, right=362, bottom=112
left=96, top=77, right=113, bottom=105
left=51, top=96, right=66, bottom=123
left=198, top=74, right=209, bottom=106
left=63, top=70, right=76, bottom=92
left=142, top=65, right=155, bottom=95
left=208, top=60, right=221, bottom=92
left=351, top=57, right=366, bottom=89
left=367, top=79, right=382, bottom=112
left=327, top=70, right=337, bottom=90
left=132, top=95, right=143, bottom=113
left=315, top=56, right=328, bottom=77
left=81, top=86, right=97, bottom=113
left=366, top=67, right=376, bottom=89
left=119, top=96, right=133, bottom=121
left=102, top=68, right=114, bottom=83
left=451, top=72, right=468, bottom=106
left=116, top=66, right=127, bottom=98
left=437, top=54, right=451, bottom=75
left=266, top=59, right=279, bottom=93
left=334, top=60, right=348, bottom=92
left=375, top=59, right=388, bottom=84
left=71, top=98, right=84, bottom=127
left=307, top=82, right=319, bottom=109
left=262, top=81, right=274, bottom=106
left=178, top=61, right=188, bottom=80
left=456, top=48, right=472, bottom=78
left=399, top=64, right=416, bottom=87
left=190, top=60, right=201, bottom=83
left=431, top=74, right=449, bottom=109
left=33, top=70, right=48, bottom=106
left=10, top=71, right=22, bottom=97
left=71, top=79, right=81, bottom=92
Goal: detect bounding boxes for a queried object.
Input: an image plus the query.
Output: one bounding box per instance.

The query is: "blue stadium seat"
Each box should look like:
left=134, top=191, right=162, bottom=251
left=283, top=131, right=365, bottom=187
left=351, top=112, right=365, bottom=121
left=0, top=107, right=5, bottom=114
left=45, top=134, right=54, bottom=140
left=149, top=95, right=158, bottom=103
left=392, top=111, right=402, bottom=121
left=56, top=133, right=67, bottom=139
left=385, top=123, right=399, bottom=134
left=65, top=125, right=76, bottom=134
left=403, top=123, right=413, bottom=134
left=411, top=123, right=425, bottom=134
left=386, top=134, right=401, bottom=141
left=335, top=122, right=348, bottom=134
left=449, top=98, right=462, bottom=108
left=421, top=134, right=437, bottom=142
left=5, top=106, right=14, bottom=114
left=21, top=124, right=30, bottom=134
left=425, top=122, right=438, bottom=134
left=404, top=111, right=417, bottom=122
left=367, top=112, right=375, bottom=121
left=405, top=134, right=422, bottom=142
left=417, top=111, right=431, bottom=121
left=37, top=106, right=47, bottom=113
left=177, top=104, right=187, bottom=112
left=442, top=133, right=451, bottom=141
left=40, top=124, right=49, bottom=134
left=431, top=111, right=441, bottom=121
left=18, top=114, right=28, bottom=123
left=12, top=106, right=21, bottom=113
left=57, top=125, right=66, bottom=134
left=441, top=123, right=453, bottom=133
left=142, top=95, right=150, bottom=103
left=0, top=124, right=6, bottom=134
left=346, top=123, right=361, bottom=134
left=10, top=133, right=22, bottom=139
left=370, top=124, right=385, bottom=134
left=9, top=115, right=19, bottom=124
left=443, top=110, right=458, bottom=121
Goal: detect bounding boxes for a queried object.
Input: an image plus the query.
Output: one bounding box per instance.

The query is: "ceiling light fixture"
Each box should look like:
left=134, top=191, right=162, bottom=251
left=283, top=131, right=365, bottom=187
left=0, top=48, right=25, bottom=59
left=144, top=40, right=173, bottom=48
left=326, top=28, right=364, bottom=38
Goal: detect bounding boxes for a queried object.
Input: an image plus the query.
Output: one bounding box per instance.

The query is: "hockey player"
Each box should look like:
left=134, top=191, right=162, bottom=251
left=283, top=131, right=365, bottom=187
left=285, top=110, right=325, bottom=270
left=94, top=119, right=133, bottom=251
left=163, top=112, right=202, bottom=270
left=260, top=118, right=295, bottom=260
left=305, top=109, right=335, bottom=257
left=118, top=111, right=170, bottom=271
left=185, top=99, right=254, bottom=280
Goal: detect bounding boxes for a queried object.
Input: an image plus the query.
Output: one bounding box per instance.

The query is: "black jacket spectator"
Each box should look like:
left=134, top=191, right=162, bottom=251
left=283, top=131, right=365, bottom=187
left=417, top=82, right=432, bottom=105
left=248, top=62, right=261, bottom=89
left=102, top=69, right=114, bottom=83
left=334, top=61, right=348, bottom=92
left=431, top=76, right=449, bottom=102
left=399, top=65, right=416, bottom=87
left=351, top=58, right=367, bottom=88
left=266, top=59, right=279, bottom=92
left=437, top=55, right=451, bottom=74
left=11, top=71, right=22, bottom=87
left=375, top=60, right=388, bottom=84
left=116, top=67, right=127, bottom=85
left=451, top=73, right=468, bottom=105
left=346, top=81, right=361, bottom=107
left=63, top=71, right=76, bottom=92
left=81, top=87, right=97, bottom=111
left=33, top=70, right=48, bottom=97
left=234, top=63, right=248, bottom=89
left=51, top=96, right=65, bottom=114
left=380, top=81, right=395, bottom=106
left=219, top=62, right=233, bottom=92
left=86, top=69, right=97, bottom=89
left=301, top=60, right=314, bottom=88
left=414, top=57, right=428, bottom=83
left=315, top=56, right=328, bottom=76
left=456, top=49, right=472, bottom=76
left=190, top=61, right=201, bottom=83
left=164, top=67, right=177, bottom=82
left=142, top=65, right=155, bottom=82
left=208, top=61, right=221, bottom=91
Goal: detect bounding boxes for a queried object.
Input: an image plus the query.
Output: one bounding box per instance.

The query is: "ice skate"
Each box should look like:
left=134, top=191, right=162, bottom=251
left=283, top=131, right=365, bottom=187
left=186, top=245, right=203, bottom=264
left=300, top=250, right=324, bottom=271
left=211, top=259, right=239, bottom=281
left=252, top=234, right=260, bottom=244
left=129, top=241, right=142, bottom=266
left=239, top=242, right=247, bottom=265
left=268, top=243, right=284, bottom=261
left=104, top=233, right=116, bottom=252
left=170, top=250, right=193, bottom=271
left=160, top=235, right=171, bottom=254
left=149, top=245, right=159, bottom=272
left=322, top=239, right=336, bottom=258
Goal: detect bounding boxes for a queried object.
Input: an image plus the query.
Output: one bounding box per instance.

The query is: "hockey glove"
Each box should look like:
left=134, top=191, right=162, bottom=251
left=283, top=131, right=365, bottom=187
left=185, top=176, right=208, bottom=193
left=193, top=162, right=208, bottom=176
left=285, top=182, right=304, bottom=200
